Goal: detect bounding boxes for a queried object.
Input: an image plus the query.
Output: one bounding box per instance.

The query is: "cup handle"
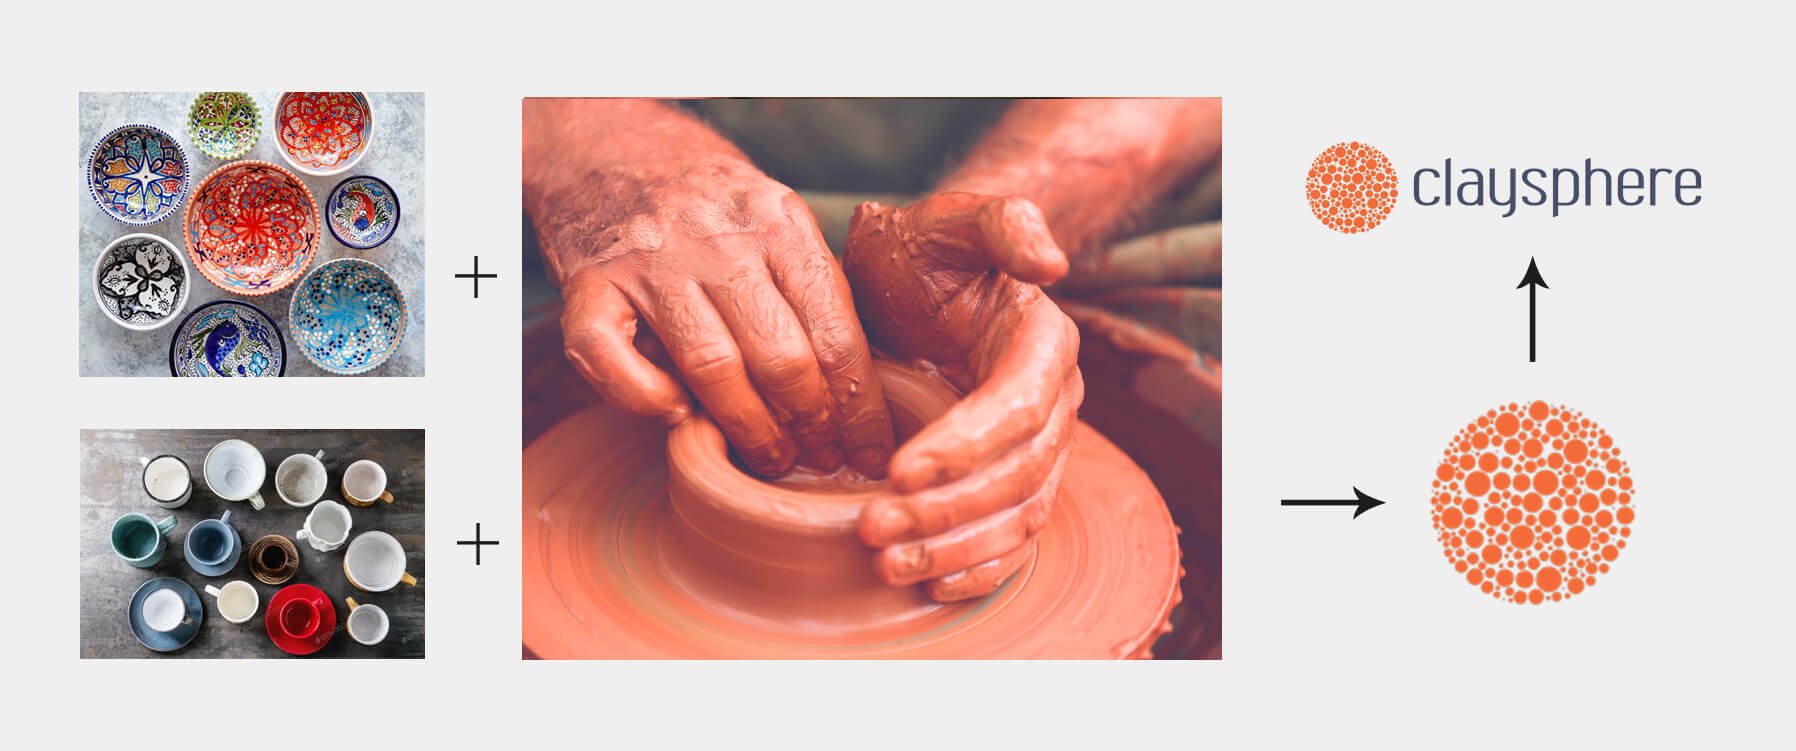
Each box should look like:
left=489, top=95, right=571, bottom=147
left=205, top=585, right=222, bottom=598
left=297, top=529, right=310, bottom=541
left=346, top=596, right=360, bottom=610
left=400, top=572, right=417, bottom=587
left=248, top=493, right=265, bottom=511
left=155, top=516, right=177, bottom=534
left=380, top=491, right=394, bottom=504
left=139, top=456, right=149, bottom=467
left=219, top=509, right=231, bottom=525
left=314, top=450, right=325, bottom=460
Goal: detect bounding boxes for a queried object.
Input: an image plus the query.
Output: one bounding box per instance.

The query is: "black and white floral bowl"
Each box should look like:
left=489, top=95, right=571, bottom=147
left=93, top=233, right=191, bottom=331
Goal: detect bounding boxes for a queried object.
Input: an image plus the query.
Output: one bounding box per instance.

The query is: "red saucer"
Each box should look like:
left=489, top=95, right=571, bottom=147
left=266, top=583, right=336, bottom=655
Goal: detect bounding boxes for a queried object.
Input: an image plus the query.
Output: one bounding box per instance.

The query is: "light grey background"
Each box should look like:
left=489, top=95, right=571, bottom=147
left=10, top=3, right=1795, bottom=750
left=77, top=92, right=426, bottom=376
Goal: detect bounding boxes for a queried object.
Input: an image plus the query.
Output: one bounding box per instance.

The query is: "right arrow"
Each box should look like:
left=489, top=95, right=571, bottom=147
left=1516, top=257, right=1549, bottom=363
left=1280, top=487, right=1387, bottom=519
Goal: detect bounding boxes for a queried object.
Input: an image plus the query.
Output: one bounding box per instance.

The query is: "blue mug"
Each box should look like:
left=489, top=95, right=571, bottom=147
left=111, top=513, right=177, bottom=567
left=184, top=510, right=242, bottom=576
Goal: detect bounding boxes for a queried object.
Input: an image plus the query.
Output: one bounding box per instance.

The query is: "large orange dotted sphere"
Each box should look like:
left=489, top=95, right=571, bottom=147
left=1431, top=401, right=1634, bottom=604
left=1306, top=141, right=1398, bottom=233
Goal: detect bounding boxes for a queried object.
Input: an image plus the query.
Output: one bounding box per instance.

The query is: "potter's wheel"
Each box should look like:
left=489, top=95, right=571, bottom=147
left=523, top=366, right=1182, bottom=659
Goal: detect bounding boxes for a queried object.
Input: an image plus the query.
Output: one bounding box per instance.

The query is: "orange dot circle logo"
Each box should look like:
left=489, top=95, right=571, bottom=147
left=1431, top=401, right=1634, bottom=604
left=1306, top=141, right=1398, bottom=233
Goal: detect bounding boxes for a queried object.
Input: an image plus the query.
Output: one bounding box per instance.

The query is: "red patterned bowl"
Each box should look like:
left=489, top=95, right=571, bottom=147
left=182, top=161, right=321, bottom=296
left=274, top=92, right=374, bottom=176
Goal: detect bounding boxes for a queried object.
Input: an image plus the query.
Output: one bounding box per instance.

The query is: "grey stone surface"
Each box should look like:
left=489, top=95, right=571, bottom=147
left=80, top=429, right=425, bottom=659
left=78, top=92, right=426, bottom=376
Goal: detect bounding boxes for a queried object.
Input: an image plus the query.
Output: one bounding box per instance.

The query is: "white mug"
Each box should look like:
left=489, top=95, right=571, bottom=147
left=204, top=439, right=266, bottom=510
left=343, top=531, right=418, bottom=592
left=342, top=459, right=394, bottom=507
left=344, top=597, right=390, bottom=646
left=275, top=450, right=328, bottom=507
left=296, top=500, right=353, bottom=553
left=204, top=580, right=260, bottom=624
left=140, top=455, right=192, bottom=508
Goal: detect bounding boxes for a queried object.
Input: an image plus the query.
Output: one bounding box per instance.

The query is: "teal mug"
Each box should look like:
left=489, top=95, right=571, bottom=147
left=111, top=513, right=177, bottom=568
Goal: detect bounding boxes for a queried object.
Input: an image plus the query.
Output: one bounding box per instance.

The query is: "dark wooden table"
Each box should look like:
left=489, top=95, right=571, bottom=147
left=80, top=429, right=425, bottom=658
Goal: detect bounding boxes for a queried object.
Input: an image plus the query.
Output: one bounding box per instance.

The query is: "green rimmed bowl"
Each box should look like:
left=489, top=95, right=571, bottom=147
left=187, top=92, right=261, bottom=160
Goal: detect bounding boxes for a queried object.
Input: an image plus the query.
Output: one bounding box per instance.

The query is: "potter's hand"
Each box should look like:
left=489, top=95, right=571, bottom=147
left=550, top=163, right=895, bottom=477
left=844, top=192, right=1083, bottom=602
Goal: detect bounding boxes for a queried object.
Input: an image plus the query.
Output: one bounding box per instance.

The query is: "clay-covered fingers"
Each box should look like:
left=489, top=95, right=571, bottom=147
left=633, top=279, right=799, bottom=476
left=972, top=196, right=1068, bottom=284
left=706, top=265, right=845, bottom=472
left=860, top=369, right=1082, bottom=546
left=887, top=298, right=1080, bottom=492
left=905, top=193, right=1069, bottom=285
left=559, top=270, right=691, bottom=425
left=924, top=540, right=1036, bottom=602
left=765, top=223, right=895, bottom=477
left=874, top=447, right=1067, bottom=588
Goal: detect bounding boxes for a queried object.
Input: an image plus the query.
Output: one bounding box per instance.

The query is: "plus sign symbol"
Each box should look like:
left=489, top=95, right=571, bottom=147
left=455, top=256, right=499, bottom=298
left=457, top=522, right=500, bottom=564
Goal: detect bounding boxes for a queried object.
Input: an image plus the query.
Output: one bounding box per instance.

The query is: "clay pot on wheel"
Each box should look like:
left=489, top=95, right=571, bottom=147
left=522, top=359, right=1183, bottom=658
left=661, top=362, right=965, bottom=630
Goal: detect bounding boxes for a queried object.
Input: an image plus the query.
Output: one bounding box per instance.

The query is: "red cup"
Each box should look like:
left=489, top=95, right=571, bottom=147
left=279, top=598, right=321, bottom=639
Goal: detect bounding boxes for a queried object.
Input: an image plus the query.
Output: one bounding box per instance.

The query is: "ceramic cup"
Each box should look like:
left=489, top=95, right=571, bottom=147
left=344, top=597, right=390, bottom=646
left=111, top=513, right=177, bottom=568
left=140, top=455, right=193, bottom=508
left=141, top=588, right=188, bottom=632
left=276, top=598, right=324, bottom=639
left=343, top=531, right=417, bottom=592
left=184, top=510, right=241, bottom=576
left=296, top=500, right=353, bottom=553
left=204, top=580, right=259, bottom=624
left=275, top=450, right=327, bottom=507
left=204, top=439, right=267, bottom=510
left=341, top=459, right=394, bottom=507
left=249, top=534, right=300, bottom=585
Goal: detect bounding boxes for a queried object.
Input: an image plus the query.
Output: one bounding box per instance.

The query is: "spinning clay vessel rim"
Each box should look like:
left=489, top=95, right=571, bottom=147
left=523, top=361, right=1183, bottom=659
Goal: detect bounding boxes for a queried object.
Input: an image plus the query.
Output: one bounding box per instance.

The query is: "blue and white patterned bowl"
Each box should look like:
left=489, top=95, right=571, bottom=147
left=325, top=175, right=401, bottom=249
left=87, top=123, right=190, bottom=225
left=288, top=258, right=407, bottom=375
left=168, top=300, right=287, bottom=377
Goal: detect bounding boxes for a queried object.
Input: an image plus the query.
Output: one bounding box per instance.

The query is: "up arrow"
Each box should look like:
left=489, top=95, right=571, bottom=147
left=1516, top=257, right=1549, bottom=363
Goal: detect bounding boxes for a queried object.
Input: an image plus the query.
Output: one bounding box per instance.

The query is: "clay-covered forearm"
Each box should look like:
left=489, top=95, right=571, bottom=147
left=937, top=98, right=1222, bottom=254
left=521, top=98, right=762, bottom=285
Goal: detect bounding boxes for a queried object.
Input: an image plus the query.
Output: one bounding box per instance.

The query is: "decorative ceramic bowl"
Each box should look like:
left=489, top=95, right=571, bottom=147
left=325, top=175, right=400, bottom=249
left=274, top=92, right=373, bottom=176
left=168, top=300, right=286, bottom=377
left=182, top=160, right=320, bottom=295
left=87, top=124, right=189, bottom=225
left=288, top=258, right=406, bottom=375
left=186, top=92, right=261, bottom=160
left=93, top=233, right=189, bottom=331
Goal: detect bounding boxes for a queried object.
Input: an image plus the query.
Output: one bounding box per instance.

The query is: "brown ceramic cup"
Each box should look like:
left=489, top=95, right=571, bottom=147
left=248, top=534, right=300, bottom=585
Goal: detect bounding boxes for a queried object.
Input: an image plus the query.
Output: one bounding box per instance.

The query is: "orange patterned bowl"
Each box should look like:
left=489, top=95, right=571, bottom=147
left=274, top=92, right=374, bottom=176
left=181, top=161, right=321, bottom=296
